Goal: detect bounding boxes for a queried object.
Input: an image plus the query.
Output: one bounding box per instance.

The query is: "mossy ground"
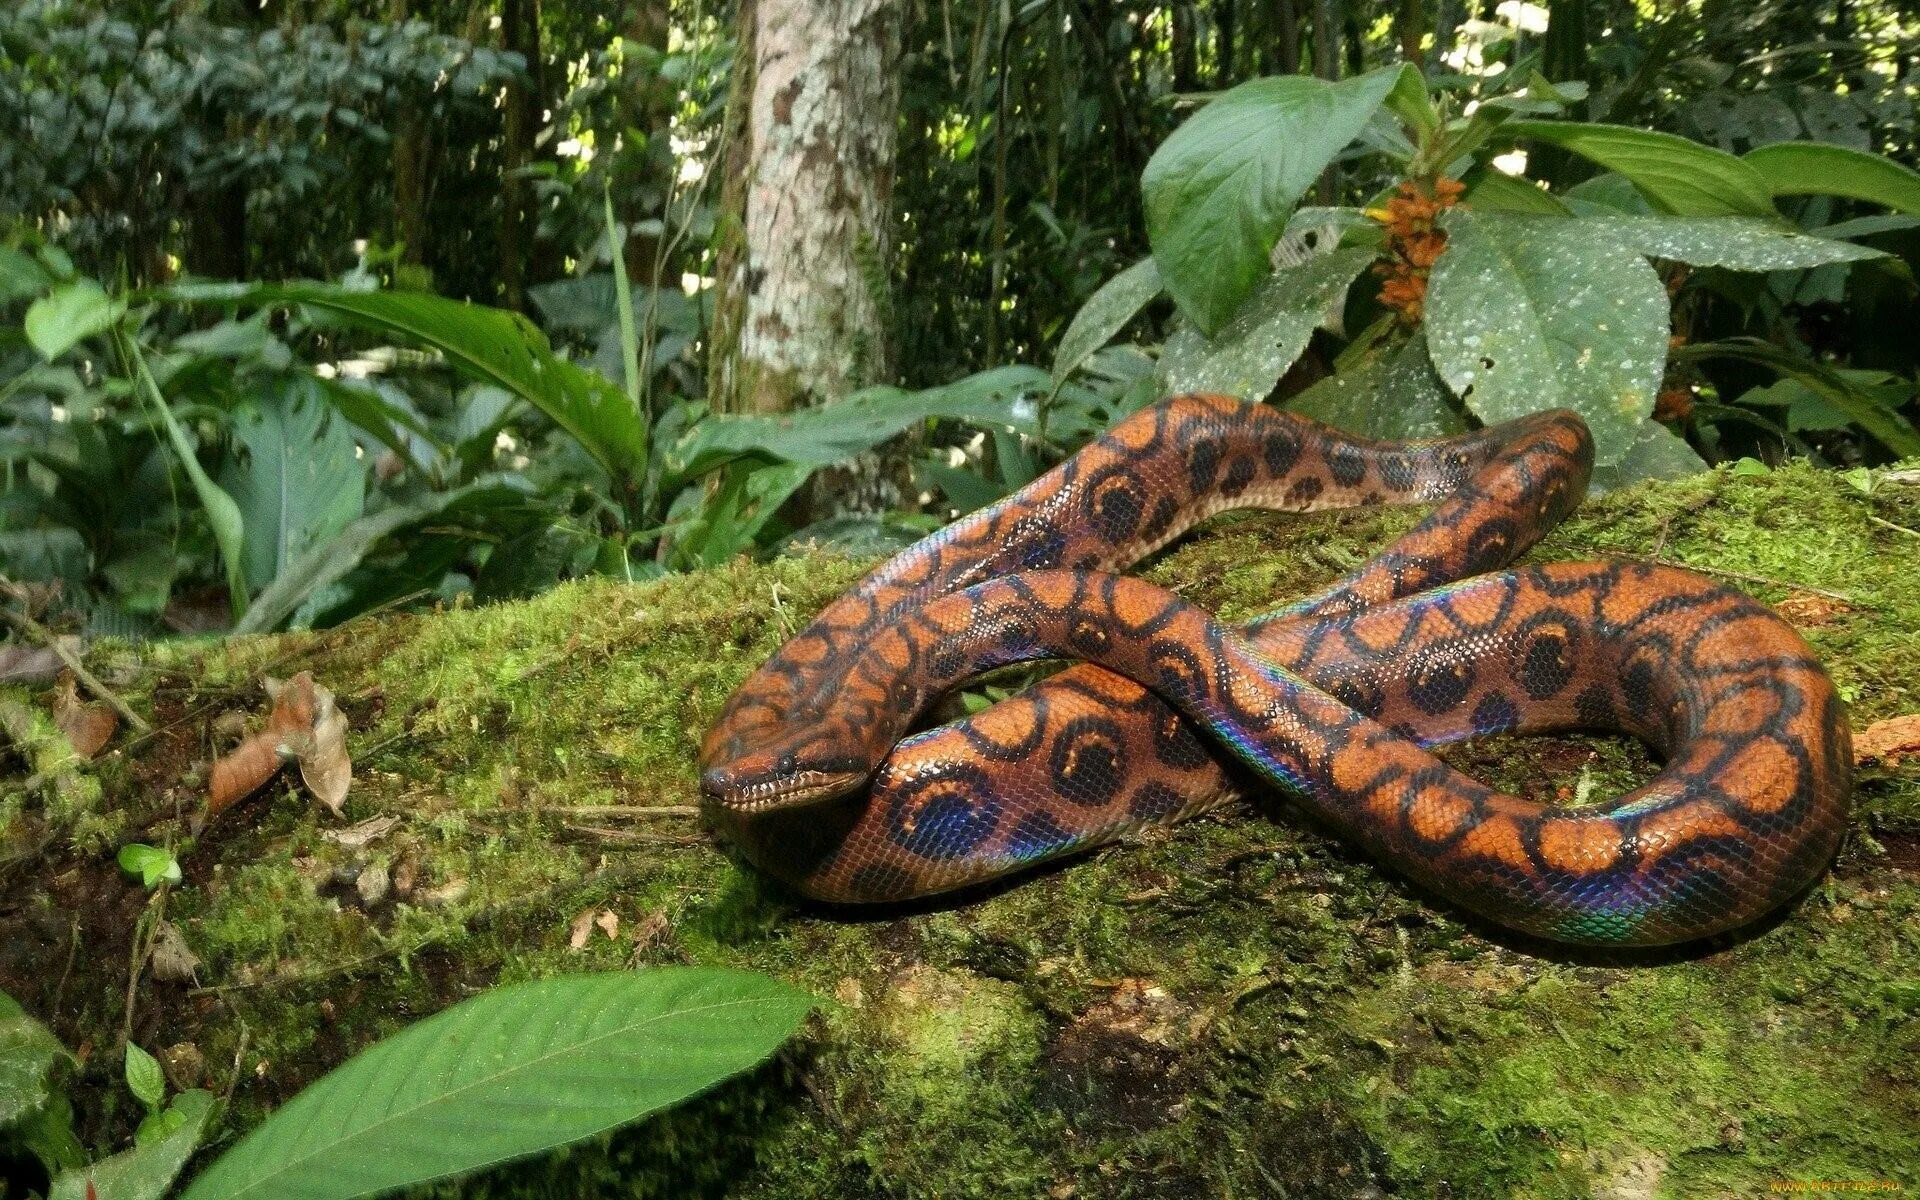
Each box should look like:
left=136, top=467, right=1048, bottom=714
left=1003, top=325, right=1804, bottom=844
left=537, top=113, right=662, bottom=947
left=3, top=461, right=1918, bottom=1199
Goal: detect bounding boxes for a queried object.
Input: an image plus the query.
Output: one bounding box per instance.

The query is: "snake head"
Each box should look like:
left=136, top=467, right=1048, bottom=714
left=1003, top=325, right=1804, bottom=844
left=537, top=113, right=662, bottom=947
left=699, top=742, right=873, bottom=813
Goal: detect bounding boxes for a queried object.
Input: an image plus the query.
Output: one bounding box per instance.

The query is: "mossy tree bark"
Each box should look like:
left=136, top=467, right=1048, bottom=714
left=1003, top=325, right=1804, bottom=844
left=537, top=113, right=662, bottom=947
left=2, top=465, right=1917, bottom=1198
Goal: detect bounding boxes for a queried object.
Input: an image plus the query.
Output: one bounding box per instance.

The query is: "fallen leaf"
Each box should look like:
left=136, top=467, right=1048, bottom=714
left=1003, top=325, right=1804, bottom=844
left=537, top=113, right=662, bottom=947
left=568, top=909, right=595, bottom=951
left=630, top=910, right=670, bottom=953
left=0, top=642, right=65, bottom=685
left=148, top=920, right=201, bottom=983
left=594, top=909, right=619, bottom=940
left=293, top=681, right=351, bottom=817
left=1776, top=593, right=1853, bottom=628
left=1855, top=714, right=1920, bottom=765
left=355, top=862, right=390, bottom=907
left=207, top=673, right=317, bottom=817
left=51, top=673, right=117, bottom=758
left=422, top=876, right=468, bottom=906
left=324, top=815, right=399, bottom=850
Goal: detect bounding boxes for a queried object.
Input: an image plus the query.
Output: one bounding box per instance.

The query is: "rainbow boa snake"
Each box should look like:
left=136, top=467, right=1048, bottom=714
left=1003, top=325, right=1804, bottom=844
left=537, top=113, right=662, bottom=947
left=700, top=394, right=1851, bottom=946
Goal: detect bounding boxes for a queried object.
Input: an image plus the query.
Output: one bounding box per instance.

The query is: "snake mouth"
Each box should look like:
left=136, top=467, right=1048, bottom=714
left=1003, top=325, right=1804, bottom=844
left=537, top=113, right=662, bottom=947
left=700, top=765, right=868, bottom=813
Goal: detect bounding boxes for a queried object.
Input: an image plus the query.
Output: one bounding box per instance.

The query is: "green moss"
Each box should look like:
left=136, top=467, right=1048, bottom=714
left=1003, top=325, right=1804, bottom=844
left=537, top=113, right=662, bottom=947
left=4, top=461, right=1918, bottom=1197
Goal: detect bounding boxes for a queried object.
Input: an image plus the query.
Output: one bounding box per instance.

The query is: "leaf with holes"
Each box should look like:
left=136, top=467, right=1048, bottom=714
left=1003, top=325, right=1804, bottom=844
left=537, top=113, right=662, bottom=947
left=1158, top=248, right=1373, bottom=400
left=177, top=969, right=813, bottom=1200
left=1426, top=210, right=1666, bottom=466
left=1285, top=331, right=1465, bottom=440
left=1569, top=215, right=1884, bottom=271
left=1143, top=67, right=1406, bottom=335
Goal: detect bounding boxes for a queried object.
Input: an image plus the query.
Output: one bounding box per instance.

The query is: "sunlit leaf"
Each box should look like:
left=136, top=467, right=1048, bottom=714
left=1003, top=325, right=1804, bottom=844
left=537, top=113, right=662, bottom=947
left=1505, top=121, right=1776, bottom=217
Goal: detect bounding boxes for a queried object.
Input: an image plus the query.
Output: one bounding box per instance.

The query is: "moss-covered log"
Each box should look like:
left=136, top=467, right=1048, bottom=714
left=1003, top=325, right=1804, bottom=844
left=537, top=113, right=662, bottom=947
left=3, top=463, right=1918, bottom=1198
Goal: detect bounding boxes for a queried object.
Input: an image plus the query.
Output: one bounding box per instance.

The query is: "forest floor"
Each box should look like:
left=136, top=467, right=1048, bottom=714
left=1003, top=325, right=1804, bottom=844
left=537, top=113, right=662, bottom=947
left=3, top=461, right=1918, bottom=1200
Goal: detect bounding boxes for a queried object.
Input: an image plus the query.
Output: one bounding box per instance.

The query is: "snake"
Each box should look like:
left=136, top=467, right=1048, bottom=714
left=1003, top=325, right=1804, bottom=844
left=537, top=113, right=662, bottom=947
left=699, top=394, right=1852, bottom=946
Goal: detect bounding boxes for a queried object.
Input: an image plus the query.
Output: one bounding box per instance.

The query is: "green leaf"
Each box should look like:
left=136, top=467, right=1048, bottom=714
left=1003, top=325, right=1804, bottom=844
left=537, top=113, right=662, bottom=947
left=1590, top=420, right=1709, bottom=492
left=221, top=377, right=368, bottom=594
left=1143, top=67, right=1404, bottom=334
left=170, top=283, right=647, bottom=486
left=1285, top=330, right=1466, bottom=440
left=1505, top=122, right=1776, bottom=217
left=179, top=969, right=814, bottom=1200
left=1426, top=210, right=1667, bottom=465
left=1462, top=169, right=1571, bottom=216
left=1051, top=258, right=1162, bottom=383
left=1742, top=142, right=1920, bottom=214
left=664, top=366, right=1051, bottom=487
left=25, top=281, right=126, bottom=361
left=235, top=481, right=522, bottom=635
left=124, top=1043, right=166, bottom=1112
left=121, top=333, right=250, bottom=620
left=0, top=245, right=52, bottom=304
left=49, top=1090, right=214, bottom=1200
left=1158, top=247, right=1373, bottom=400
left=1567, top=215, right=1885, bottom=271
left=116, top=844, right=182, bottom=890
left=1679, top=339, right=1920, bottom=457
left=1381, top=64, right=1438, bottom=143
left=667, top=461, right=813, bottom=569
left=1, top=990, right=71, bottom=1129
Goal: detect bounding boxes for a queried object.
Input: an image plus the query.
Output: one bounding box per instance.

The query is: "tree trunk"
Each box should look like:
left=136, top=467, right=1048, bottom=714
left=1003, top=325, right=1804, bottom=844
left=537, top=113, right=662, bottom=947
left=706, top=0, right=905, bottom=415
left=499, top=0, right=542, bottom=311
left=388, top=0, right=432, bottom=276
left=1265, top=0, right=1301, bottom=75
left=622, top=0, right=675, bottom=289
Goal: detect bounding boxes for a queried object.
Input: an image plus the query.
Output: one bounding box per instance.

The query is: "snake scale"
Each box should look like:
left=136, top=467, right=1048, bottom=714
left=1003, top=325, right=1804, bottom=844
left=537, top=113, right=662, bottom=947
left=700, top=394, right=1851, bottom=945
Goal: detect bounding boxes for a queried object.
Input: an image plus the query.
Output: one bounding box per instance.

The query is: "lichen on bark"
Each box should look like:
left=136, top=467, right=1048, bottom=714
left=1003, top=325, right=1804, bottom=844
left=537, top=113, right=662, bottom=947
left=2, top=462, right=1917, bottom=1198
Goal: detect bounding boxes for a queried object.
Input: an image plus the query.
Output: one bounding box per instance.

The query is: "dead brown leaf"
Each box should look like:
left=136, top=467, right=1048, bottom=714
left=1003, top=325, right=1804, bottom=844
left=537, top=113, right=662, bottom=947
left=324, top=815, right=399, bottom=850
left=1776, top=593, right=1854, bottom=628
left=568, top=909, right=595, bottom=951
left=0, top=642, right=65, bottom=685
left=148, top=920, right=202, bottom=983
left=207, top=673, right=352, bottom=819
left=52, top=673, right=117, bottom=758
left=1855, top=714, right=1920, bottom=765
left=292, top=681, right=351, bottom=817
left=594, top=909, right=620, bottom=940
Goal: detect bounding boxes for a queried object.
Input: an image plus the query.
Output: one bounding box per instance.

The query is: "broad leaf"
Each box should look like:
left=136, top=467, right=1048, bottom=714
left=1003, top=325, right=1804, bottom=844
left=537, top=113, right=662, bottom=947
left=1285, top=331, right=1466, bottom=440
left=1426, top=210, right=1667, bottom=465
left=235, top=480, right=524, bottom=634
left=1051, top=258, right=1162, bottom=383
left=1505, top=122, right=1776, bottom=217
left=124, top=332, right=250, bottom=619
left=49, top=1090, right=215, bottom=1200
left=1158, top=247, right=1373, bottom=399
left=668, top=461, right=813, bottom=569
left=0, top=990, right=69, bottom=1128
left=1569, top=215, right=1884, bottom=271
left=1678, top=339, right=1920, bottom=458
left=26, top=281, right=125, bottom=361
left=1463, top=169, right=1571, bottom=216
left=178, top=969, right=814, bottom=1200
left=171, top=283, right=647, bottom=484
left=664, top=366, right=1051, bottom=486
left=1590, top=421, right=1709, bottom=492
left=221, top=376, right=368, bottom=593
left=1743, top=142, right=1920, bottom=214
left=1143, top=67, right=1404, bottom=335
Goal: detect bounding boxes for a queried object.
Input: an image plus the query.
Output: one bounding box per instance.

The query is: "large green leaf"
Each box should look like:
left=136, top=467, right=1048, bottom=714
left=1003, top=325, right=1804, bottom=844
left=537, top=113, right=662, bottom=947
left=179, top=969, right=814, bottom=1200
left=663, top=366, right=1051, bottom=487
left=1285, top=330, right=1466, bottom=440
left=1051, top=258, right=1162, bottom=383
left=1568, top=215, right=1885, bottom=271
left=171, top=283, right=647, bottom=484
left=49, top=1090, right=215, bottom=1200
left=1505, top=122, right=1776, bottom=217
left=235, top=480, right=523, bottom=634
left=1742, top=142, right=1920, bottom=214
left=1143, top=66, right=1406, bottom=335
left=0, top=990, right=69, bottom=1129
left=221, top=376, right=368, bottom=594
left=25, top=281, right=126, bottom=361
left=123, top=332, right=251, bottom=619
left=1425, top=210, right=1667, bottom=465
left=668, top=461, right=814, bottom=569
left=1158, top=247, right=1374, bottom=400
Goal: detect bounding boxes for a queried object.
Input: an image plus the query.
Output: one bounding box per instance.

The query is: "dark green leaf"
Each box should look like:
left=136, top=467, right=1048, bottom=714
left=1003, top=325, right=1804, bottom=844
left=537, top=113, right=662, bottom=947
left=26, top=281, right=125, bottom=361
left=1569, top=215, right=1884, bottom=270
left=49, top=1090, right=214, bottom=1200
left=1504, top=122, right=1776, bottom=217
left=1743, top=142, right=1920, bottom=213
left=221, top=377, right=368, bottom=594
left=1143, top=67, right=1404, bottom=334
left=1285, top=331, right=1466, bottom=440
left=1590, top=421, right=1709, bottom=492
left=0, top=990, right=71, bottom=1129
left=1051, top=258, right=1162, bottom=383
